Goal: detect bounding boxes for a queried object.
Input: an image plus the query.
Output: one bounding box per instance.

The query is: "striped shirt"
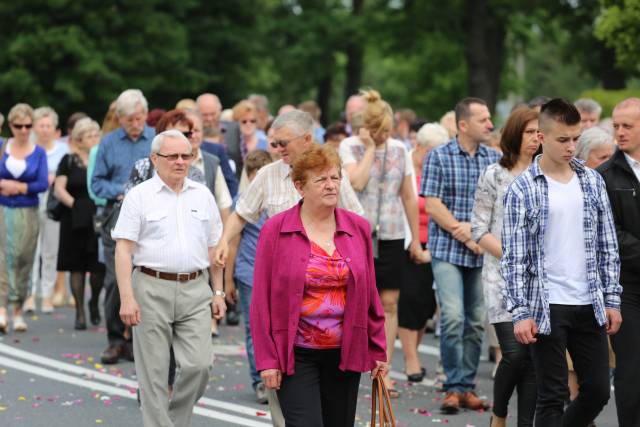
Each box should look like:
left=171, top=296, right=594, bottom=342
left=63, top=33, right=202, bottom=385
left=501, top=156, right=622, bottom=335
left=235, top=159, right=364, bottom=223
left=420, top=138, right=501, bottom=267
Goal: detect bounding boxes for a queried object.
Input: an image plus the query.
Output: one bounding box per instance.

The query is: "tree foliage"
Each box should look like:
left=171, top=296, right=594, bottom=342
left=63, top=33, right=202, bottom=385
left=596, top=0, right=640, bottom=72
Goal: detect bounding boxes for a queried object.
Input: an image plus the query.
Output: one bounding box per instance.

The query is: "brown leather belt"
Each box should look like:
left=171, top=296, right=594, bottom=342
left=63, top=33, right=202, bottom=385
left=139, top=266, right=203, bottom=282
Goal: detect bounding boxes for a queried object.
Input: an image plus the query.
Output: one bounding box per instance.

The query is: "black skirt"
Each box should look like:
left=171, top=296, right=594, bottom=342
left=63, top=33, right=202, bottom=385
left=374, top=239, right=406, bottom=290
left=398, top=244, right=436, bottom=330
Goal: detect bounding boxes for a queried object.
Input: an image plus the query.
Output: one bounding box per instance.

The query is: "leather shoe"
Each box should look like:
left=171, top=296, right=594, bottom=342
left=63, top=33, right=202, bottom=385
left=226, top=304, right=240, bottom=326
left=121, top=342, right=134, bottom=362
left=101, top=345, right=122, bottom=364
left=440, top=391, right=461, bottom=414
left=461, top=391, right=489, bottom=410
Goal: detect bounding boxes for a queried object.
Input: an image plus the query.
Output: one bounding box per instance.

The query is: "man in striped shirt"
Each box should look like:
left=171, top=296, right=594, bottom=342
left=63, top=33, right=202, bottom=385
left=501, top=98, right=622, bottom=426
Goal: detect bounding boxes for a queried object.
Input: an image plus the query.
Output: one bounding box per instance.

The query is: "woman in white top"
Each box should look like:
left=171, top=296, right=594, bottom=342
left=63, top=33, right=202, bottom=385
left=339, top=89, right=421, bottom=396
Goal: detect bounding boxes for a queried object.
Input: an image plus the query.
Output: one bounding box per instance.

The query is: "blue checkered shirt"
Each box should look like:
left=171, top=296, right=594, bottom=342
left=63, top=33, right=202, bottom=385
left=420, top=138, right=501, bottom=267
left=501, top=156, right=621, bottom=335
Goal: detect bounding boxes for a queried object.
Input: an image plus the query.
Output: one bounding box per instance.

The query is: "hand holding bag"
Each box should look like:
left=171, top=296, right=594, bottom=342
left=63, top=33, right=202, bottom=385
left=370, top=371, right=397, bottom=427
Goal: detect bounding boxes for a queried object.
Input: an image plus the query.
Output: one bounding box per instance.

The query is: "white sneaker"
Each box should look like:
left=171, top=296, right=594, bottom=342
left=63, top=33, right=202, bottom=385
left=23, top=296, right=36, bottom=313
left=13, top=316, right=27, bottom=332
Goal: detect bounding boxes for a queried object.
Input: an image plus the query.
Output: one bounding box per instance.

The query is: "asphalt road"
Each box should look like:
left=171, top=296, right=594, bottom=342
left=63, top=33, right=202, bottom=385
left=0, top=303, right=620, bottom=426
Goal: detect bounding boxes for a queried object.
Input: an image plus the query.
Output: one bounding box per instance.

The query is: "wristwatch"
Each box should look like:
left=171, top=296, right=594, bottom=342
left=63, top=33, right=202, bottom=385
left=213, top=290, right=226, bottom=298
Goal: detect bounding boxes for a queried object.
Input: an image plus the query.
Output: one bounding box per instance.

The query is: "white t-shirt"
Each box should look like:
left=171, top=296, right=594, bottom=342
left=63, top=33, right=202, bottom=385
left=544, top=173, right=591, bottom=305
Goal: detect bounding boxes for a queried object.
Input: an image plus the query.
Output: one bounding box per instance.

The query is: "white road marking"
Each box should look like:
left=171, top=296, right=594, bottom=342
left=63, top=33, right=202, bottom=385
left=0, top=343, right=271, bottom=422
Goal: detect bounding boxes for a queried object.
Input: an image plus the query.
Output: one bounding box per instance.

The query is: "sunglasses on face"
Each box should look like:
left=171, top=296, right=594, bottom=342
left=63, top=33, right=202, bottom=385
left=182, top=131, right=193, bottom=138
left=11, top=123, right=32, bottom=130
left=156, top=153, right=194, bottom=161
left=241, top=119, right=257, bottom=125
left=270, top=134, right=305, bottom=149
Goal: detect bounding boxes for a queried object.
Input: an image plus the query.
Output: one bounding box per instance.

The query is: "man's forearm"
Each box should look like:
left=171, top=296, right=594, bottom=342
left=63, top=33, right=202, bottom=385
left=115, top=241, right=135, bottom=299
left=222, top=212, right=247, bottom=243
left=425, top=197, right=459, bottom=233
left=209, top=264, right=224, bottom=291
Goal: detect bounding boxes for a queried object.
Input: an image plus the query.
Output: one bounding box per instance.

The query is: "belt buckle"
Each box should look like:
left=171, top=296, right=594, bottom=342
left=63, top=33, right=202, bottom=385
left=177, top=273, right=190, bottom=282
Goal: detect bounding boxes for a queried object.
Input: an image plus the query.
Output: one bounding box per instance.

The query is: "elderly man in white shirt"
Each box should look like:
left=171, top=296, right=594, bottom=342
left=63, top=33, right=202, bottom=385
left=112, top=129, right=226, bottom=427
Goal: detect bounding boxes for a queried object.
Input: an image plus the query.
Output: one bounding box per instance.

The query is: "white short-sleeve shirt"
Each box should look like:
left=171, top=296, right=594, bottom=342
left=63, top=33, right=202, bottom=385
left=112, top=173, right=223, bottom=273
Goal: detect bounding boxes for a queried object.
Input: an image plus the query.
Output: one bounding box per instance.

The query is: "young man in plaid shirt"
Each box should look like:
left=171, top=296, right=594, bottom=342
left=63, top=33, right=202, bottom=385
left=502, top=98, right=622, bottom=426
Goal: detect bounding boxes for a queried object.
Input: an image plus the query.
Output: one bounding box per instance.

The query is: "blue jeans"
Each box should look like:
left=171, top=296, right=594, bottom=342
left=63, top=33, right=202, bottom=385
left=431, top=258, right=485, bottom=393
left=237, top=280, right=261, bottom=388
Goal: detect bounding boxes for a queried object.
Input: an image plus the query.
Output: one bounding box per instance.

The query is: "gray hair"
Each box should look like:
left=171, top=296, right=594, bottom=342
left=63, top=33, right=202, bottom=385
left=33, top=106, right=59, bottom=128
left=71, top=117, right=100, bottom=142
left=150, top=129, right=192, bottom=154
left=416, top=123, right=449, bottom=149
left=271, top=109, right=314, bottom=136
left=248, top=94, right=269, bottom=112
left=116, top=89, right=148, bottom=117
left=574, top=98, right=602, bottom=116
left=576, top=127, right=615, bottom=161
left=8, top=103, right=34, bottom=123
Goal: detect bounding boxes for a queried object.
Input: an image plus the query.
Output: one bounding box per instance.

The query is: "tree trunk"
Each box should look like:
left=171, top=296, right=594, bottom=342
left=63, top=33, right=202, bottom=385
left=599, top=46, right=627, bottom=90
left=344, top=0, right=364, bottom=101
left=464, top=0, right=506, bottom=112
left=316, top=74, right=332, bottom=127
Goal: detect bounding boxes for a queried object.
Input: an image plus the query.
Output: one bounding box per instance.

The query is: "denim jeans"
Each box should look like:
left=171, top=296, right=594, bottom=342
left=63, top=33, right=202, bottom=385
left=431, top=258, right=485, bottom=392
left=237, top=280, right=261, bottom=388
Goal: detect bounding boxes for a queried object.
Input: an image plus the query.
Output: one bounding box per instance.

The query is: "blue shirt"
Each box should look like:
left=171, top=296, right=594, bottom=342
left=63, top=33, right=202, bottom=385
left=201, top=141, right=239, bottom=197
left=234, top=212, right=267, bottom=286
left=0, top=145, right=49, bottom=208
left=420, top=138, right=501, bottom=267
left=91, top=125, right=155, bottom=201
left=501, top=156, right=621, bottom=335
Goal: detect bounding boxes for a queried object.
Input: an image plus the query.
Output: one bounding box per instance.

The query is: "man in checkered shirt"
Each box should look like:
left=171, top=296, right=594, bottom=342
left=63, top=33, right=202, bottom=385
left=501, top=98, right=622, bottom=426
left=420, top=97, right=500, bottom=413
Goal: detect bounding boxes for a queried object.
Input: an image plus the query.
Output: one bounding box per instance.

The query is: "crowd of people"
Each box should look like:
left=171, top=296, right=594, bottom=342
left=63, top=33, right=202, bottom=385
left=0, top=87, right=638, bottom=427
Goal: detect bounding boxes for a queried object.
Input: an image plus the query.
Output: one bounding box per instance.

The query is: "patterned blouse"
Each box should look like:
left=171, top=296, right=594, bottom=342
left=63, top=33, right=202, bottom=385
left=471, top=163, right=515, bottom=324
left=294, top=241, right=350, bottom=349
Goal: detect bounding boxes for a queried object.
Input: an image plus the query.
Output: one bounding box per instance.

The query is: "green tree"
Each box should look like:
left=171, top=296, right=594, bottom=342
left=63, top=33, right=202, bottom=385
left=595, top=0, right=640, bottom=72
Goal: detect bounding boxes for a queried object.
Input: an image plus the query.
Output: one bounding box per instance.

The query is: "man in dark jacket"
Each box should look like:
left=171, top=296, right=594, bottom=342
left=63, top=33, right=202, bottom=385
left=597, top=97, right=640, bottom=427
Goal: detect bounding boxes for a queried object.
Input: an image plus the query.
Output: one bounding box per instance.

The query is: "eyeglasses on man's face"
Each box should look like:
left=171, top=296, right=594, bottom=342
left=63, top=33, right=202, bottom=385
left=182, top=130, right=193, bottom=138
left=270, top=134, right=305, bottom=149
left=156, top=153, right=194, bottom=161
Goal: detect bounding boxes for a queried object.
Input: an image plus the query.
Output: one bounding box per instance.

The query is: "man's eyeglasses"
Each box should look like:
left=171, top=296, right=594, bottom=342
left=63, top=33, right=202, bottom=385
left=182, top=130, right=193, bottom=138
left=156, top=153, right=194, bottom=161
left=241, top=119, right=257, bottom=125
left=11, top=123, right=32, bottom=130
left=270, top=134, right=305, bottom=149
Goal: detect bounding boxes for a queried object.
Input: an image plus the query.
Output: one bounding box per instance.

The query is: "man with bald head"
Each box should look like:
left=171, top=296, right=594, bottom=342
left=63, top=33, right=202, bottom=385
left=344, top=94, right=366, bottom=135
left=598, top=97, right=640, bottom=426
left=197, top=93, right=243, bottom=178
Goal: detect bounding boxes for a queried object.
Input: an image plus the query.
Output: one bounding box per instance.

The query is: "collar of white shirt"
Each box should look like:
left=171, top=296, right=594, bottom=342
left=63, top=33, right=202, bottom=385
left=150, top=172, right=198, bottom=193
left=624, top=152, right=640, bottom=170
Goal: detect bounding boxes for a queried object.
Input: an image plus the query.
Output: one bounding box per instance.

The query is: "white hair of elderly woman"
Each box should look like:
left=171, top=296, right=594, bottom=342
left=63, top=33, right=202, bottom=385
left=271, top=109, right=314, bottom=137
left=33, top=106, right=59, bottom=128
left=71, top=117, right=100, bottom=142
left=150, top=129, right=192, bottom=154
left=416, top=123, right=450, bottom=149
left=575, top=126, right=615, bottom=161
left=116, top=89, right=148, bottom=118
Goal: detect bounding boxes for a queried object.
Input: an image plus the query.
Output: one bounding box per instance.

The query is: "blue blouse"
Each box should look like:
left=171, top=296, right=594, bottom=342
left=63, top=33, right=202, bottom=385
left=0, top=145, right=49, bottom=208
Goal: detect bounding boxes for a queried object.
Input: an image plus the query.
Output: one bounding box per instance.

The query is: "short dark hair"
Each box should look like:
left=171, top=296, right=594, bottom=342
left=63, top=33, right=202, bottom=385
left=324, top=122, right=347, bottom=141
left=539, top=98, right=581, bottom=132
left=499, top=107, right=539, bottom=170
left=454, top=97, right=487, bottom=128
left=66, top=112, right=88, bottom=132
left=244, top=149, right=272, bottom=176
left=410, top=118, right=428, bottom=133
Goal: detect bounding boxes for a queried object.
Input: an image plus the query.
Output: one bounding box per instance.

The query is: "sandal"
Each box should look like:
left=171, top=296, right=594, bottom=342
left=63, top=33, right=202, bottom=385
left=13, top=316, right=28, bottom=333
left=387, top=388, right=401, bottom=399
left=0, top=314, right=7, bottom=334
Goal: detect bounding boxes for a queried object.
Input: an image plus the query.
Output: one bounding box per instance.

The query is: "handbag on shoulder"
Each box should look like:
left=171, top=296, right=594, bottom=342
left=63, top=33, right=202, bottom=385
left=371, top=371, right=397, bottom=427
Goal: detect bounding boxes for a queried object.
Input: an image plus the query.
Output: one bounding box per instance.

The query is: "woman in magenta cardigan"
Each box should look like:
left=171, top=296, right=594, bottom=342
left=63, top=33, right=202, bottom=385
left=250, top=144, right=388, bottom=427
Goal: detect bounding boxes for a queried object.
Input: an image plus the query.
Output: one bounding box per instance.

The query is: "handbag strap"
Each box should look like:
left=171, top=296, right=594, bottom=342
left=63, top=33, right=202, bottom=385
left=373, top=141, right=389, bottom=236
left=370, top=372, right=396, bottom=427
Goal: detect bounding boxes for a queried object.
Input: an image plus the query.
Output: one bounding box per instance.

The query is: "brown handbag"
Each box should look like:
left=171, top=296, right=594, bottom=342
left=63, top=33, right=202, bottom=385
left=370, top=371, right=397, bottom=427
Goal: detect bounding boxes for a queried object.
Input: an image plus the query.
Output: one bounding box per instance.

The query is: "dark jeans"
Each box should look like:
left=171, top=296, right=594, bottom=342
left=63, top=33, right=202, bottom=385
left=530, top=304, right=610, bottom=427
left=277, top=347, right=361, bottom=427
left=493, top=322, right=536, bottom=426
left=101, top=224, right=127, bottom=347
left=612, top=292, right=640, bottom=427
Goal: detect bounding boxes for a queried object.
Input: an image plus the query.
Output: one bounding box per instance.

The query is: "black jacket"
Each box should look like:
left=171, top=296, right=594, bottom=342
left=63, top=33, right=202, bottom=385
left=598, top=149, right=640, bottom=292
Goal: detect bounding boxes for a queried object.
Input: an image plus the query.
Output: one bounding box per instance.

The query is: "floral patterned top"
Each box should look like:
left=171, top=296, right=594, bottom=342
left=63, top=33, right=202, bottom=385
left=339, top=137, right=413, bottom=240
left=294, top=241, right=350, bottom=349
left=471, top=163, right=516, bottom=323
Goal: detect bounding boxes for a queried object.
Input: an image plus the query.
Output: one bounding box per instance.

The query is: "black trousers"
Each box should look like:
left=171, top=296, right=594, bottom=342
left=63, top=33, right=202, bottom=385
left=101, top=224, right=128, bottom=347
left=530, top=304, right=610, bottom=427
left=612, top=292, right=640, bottom=427
left=277, top=347, right=361, bottom=427
left=493, top=322, right=536, bottom=426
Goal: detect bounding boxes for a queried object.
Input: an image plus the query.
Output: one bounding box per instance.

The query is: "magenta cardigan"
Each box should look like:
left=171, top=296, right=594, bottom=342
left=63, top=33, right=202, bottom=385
left=250, top=202, right=387, bottom=375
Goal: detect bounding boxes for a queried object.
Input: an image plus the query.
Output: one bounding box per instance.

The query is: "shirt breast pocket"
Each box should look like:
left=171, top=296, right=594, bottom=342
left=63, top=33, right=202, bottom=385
left=266, top=196, right=293, bottom=217
left=144, top=210, right=168, bottom=243
left=189, top=210, right=210, bottom=246
left=525, top=208, right=541, bottom=234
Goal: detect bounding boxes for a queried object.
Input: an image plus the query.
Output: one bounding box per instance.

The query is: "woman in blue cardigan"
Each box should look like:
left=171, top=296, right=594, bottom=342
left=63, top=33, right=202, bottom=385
left=0, top=103, right=48, bottom=333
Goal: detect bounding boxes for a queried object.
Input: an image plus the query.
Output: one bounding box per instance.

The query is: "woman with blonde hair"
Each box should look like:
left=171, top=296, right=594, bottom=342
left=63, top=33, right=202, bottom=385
left=0, top=103, right=49, bottom=333
left=233, top=100, right=268, bottom=159
left=338, top=89, right=421, bottom=396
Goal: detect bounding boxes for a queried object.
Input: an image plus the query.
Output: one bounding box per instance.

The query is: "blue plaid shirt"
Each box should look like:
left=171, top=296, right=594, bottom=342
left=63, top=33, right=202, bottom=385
left=420, top=138, right=501, bottom=267
left=501, top=156, right=621, bottom=335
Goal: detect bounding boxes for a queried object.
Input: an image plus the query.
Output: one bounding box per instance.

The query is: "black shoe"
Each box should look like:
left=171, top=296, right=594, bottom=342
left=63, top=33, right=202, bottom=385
left=89, top=302, right=101, bottom=326
left=101, top=345, right=122, bottom=364
left=226, top=304, right=240, bottom=326
left=75, top=320, right=87, bottom=330
left=121, top=342, right=134, bottom=362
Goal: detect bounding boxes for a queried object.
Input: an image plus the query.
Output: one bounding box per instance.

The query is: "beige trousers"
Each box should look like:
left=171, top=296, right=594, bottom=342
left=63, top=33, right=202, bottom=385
left=132, top=268, right=213, bottom=427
